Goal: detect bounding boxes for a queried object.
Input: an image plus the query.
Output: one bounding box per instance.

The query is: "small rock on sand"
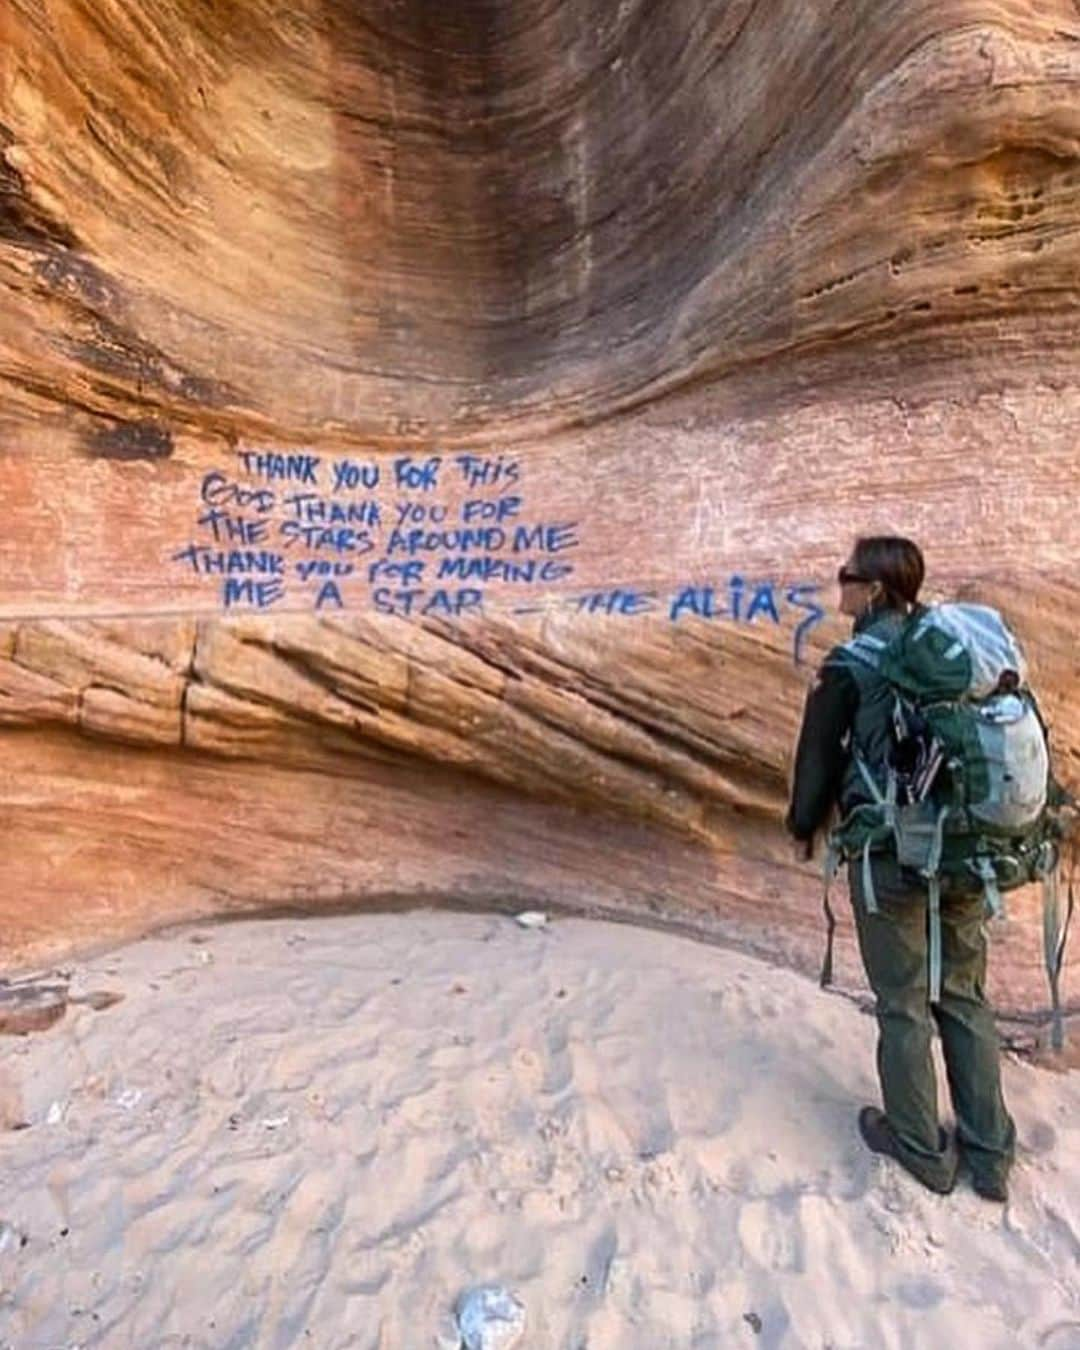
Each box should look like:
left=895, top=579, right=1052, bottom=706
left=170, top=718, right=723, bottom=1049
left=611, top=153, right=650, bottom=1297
left=456, top=1284, right=526, bottom=1350
left=0, top=985, right=68, bottom=1036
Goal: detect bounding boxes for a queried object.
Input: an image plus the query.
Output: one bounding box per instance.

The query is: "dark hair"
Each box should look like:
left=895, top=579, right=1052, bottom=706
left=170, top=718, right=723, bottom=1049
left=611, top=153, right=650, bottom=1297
left=850, top=535, right=925, bottom=608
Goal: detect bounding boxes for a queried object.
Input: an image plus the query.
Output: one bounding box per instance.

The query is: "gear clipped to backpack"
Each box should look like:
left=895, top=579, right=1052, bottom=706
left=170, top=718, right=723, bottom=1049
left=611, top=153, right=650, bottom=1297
left=822, top=602, right=1075, bottom=1050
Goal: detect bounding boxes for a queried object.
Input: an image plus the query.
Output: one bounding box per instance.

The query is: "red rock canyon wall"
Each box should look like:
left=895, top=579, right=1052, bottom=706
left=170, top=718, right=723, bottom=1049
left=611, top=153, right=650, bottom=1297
left=1, top=0, right=1078, bottom=1031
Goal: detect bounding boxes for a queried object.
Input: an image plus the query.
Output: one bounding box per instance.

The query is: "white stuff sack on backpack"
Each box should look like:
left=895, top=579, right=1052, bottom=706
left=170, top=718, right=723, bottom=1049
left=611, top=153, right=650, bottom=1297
left=896, top=603, right=1046, bottom=828
left=910, top=602, right=1028, bottom=699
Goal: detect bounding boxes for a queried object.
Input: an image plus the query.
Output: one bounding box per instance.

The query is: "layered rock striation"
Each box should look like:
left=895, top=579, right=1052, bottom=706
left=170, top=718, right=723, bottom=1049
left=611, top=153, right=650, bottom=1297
left=1, top=1, right=1078, bottom=1029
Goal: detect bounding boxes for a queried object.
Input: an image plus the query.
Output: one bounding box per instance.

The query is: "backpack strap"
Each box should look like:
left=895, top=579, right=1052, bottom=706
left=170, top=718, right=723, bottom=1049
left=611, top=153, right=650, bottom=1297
left=974, top=856, right=1004, bottom=920
left=1043, top=856, right=1075, bottom=1052
left=835, top=632, right=888, bottom=674
left=850, top=752, right=898, bottom=914
left=860, top=837, right=879, bottom=914
left=819, top=843, right=841, bottom=988
left=928, top=875, right=943, bottom=1005
left=854, top=752, right=890, bottom=810
left=922, top=805, right=950, bottom=1005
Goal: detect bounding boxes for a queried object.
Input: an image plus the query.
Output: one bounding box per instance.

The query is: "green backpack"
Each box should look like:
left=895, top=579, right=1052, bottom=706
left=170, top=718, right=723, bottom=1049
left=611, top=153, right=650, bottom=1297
left=820, top=602, right=1075, bottom=1049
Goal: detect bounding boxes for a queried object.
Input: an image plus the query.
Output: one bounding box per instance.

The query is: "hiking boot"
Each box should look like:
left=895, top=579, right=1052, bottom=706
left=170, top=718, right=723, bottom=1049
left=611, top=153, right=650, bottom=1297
left=971, top=1173, right=1009, bottom=1204
left=858, top=1106, right=956, bottom=1196
left=957, top=1119, right=1014, bottom=1206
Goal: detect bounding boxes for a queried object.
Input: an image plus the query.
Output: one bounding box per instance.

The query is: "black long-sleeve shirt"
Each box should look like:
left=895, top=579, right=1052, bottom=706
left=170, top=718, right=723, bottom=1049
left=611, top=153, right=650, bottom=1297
left=786, top=658, right=859, bottom=843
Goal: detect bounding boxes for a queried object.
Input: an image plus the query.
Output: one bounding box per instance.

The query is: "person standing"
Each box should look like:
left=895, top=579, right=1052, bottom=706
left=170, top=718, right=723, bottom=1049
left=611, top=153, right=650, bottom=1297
left=786, top=536, right=1015, bottom=1201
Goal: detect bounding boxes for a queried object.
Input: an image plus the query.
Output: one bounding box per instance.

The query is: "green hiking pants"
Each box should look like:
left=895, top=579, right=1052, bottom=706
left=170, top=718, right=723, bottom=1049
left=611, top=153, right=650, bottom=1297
left=849, top=855, right=1016, bottom=1192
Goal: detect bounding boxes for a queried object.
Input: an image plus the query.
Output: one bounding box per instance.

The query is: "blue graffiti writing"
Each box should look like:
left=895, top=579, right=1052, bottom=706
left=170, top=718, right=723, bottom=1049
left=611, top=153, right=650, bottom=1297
left=462, top=495, right=522, bottom=524
left=177, top=442, right=822, bottom=662
left=576, top=588, right=658, bottom=616
left=200, top=472, right=275, bottom=514
left=223, top=577, right=285, bottom=608
left=385, top=525, right=505, bottom=556
left=435, top=556, right=574, bottom=584
left=237, top=450, right=320, bottom=483
left=172, top=545, right=284, bottom=576
left=279, top=521, right=376, bottom=553
left=510, top=523, right=579, bottom=554
left=331, top=459, right=379, bottom=492
left=315, top=580, right=345, bottom=610
left=729, top=574, right=746, bottom=621
left=372, top=587, right=484, bottom=618
left=283, top=493, right=381, bottom=526
left=396, top=500, right=448, bottom=526
left=785, top=584, right=826, bottom=666
left=669, top=577, right=780, bottom=625
left=668, top=586, right=720, bottom=621
left=393, top=456, right=441, bottom=492
left=745, top=583, right=780, bottom=624
left=368, top=559, right=425, bottom=586
left=295, top=559, right=355, bottom=582
left=665, top=577, right=825, bottom=664
left=453, top=454, right=521, bottom=490
left=196, top=509, right=268, bottom=545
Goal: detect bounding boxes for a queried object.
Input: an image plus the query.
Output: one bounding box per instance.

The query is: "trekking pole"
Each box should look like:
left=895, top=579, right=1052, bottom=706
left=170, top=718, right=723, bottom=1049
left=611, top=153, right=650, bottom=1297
left=1046, top=832, right=1078, bottom=1052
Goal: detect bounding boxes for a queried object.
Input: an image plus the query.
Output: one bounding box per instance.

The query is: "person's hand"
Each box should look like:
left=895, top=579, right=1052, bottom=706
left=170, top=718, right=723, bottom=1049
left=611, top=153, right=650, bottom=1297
left=792, top=836, right=814, bottom=863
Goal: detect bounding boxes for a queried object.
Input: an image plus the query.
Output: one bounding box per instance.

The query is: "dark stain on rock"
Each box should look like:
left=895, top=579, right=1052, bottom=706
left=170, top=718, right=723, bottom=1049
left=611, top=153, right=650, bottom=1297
left=31, top=242, right=234, bottom=409
left=0, top=124, right=78, bottom=251
left=34, top=250, right=123, bottom=310
left=59, top=315, right=234, bottom=409
left=85, top=420, right=175, bottom=461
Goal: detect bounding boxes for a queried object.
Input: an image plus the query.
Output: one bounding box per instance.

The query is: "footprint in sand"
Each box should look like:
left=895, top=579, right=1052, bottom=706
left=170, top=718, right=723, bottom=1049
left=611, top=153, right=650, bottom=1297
left=1026, top=1120, right=1057, bottom=1155
left=894, top=1275, right=945, bottom=1309
left=510, top=1044, right=546, bottom=1097
left=737, top=1196, right=804, bottom=1273
left=1043, top=1205, right=1080, bottom=1263
left=540, top=1023, right=574, bottom=1097
left=1040, top=1323, right=1080, bottom=1350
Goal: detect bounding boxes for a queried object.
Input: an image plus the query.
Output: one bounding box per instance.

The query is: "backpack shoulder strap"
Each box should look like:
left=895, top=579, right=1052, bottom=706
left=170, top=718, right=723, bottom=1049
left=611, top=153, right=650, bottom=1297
left=830, top=631, right=889, bottom=676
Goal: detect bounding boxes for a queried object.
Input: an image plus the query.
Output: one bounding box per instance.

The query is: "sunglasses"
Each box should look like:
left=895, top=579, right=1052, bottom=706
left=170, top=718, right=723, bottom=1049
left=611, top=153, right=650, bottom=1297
left=837, top=566, right=873, bottom=585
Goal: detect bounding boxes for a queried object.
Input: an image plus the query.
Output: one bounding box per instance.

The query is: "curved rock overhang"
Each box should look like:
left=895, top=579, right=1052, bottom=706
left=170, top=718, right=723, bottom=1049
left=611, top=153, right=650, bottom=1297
left=3, top=0, right=1079, bottom=436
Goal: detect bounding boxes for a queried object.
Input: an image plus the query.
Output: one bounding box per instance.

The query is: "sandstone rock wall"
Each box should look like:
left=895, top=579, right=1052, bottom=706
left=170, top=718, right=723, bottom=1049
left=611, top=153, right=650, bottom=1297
left=1, top=1, right=1078, bottom=1031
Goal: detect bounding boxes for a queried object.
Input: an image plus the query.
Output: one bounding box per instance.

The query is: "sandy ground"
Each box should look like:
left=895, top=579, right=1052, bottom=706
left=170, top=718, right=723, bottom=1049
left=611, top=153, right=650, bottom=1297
left=0, top=910, right=1077, bottom=1350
